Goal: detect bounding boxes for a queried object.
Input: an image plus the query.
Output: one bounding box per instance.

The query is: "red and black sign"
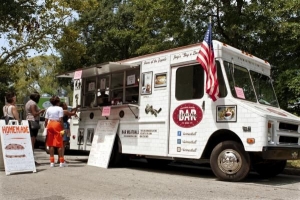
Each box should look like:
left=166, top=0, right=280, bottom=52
left=172, top=103, right=203, bottom=128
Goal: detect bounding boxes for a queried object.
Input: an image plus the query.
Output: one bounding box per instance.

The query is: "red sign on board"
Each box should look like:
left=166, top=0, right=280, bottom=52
left=172, top=103, right=203, bottom=128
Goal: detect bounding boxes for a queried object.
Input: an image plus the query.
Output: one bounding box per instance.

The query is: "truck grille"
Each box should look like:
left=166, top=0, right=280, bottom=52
left=274, top=122, right=300, bottom=145
left=279, top=136, right=298, bottom=144
left=279, top=122, right=298, bottom=131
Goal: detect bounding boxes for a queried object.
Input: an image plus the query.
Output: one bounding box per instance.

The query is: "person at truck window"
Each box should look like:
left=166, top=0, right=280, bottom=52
left=44, top=96, right=66, bottom=167
left=97, top=91, right=109, bottom=106
left=2, top=91, right=19, bottom=122
left=25, top=92, right=45, bottom=166
left=58, top=102, right=80, bottom=163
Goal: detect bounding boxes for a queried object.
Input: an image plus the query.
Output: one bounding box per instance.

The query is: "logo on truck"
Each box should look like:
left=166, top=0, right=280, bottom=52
left=172, top=103, right=203, bottom=128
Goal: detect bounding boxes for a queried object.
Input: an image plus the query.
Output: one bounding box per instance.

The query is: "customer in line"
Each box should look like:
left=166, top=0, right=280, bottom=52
left=25, top=92, right=45, bottom=166
left=2, top=91, right=19, bottom=122
left=58, top=102, right=79, bottom=163
left=44, top=95, right=66, bottom=167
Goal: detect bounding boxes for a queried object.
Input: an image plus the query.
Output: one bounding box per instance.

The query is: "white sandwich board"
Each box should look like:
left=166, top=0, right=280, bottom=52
left=0, top=120, right=36, bottom=175
left=87, top=120, right=119, bottom=168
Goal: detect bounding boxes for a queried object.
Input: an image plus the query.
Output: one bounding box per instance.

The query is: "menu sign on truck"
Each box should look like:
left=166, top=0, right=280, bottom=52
left=87, top=120, right=119, bottom=168
left=0, top=120, right=36, bottom=175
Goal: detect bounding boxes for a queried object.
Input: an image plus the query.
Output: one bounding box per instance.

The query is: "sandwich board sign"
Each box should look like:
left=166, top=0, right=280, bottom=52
left=87, top=120, right=119, bottom=168
left=0, top=120, right=36, bottom=175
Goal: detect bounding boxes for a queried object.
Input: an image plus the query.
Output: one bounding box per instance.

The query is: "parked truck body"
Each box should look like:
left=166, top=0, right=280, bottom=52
left=58, top=40, right=300, bottom=181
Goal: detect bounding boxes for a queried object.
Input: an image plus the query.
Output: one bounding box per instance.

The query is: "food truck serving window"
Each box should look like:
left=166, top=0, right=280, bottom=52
left=83, top=77, right=97, bottom=107
left=82, top=67, right=140, bottom=107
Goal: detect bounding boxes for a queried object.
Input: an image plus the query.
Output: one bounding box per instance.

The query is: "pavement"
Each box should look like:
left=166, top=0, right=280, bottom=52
left=47, top=149, right=300, bottom=177
left=1, top=148, right=300, bottom=177
left=283, top=167, right=300, bottom=176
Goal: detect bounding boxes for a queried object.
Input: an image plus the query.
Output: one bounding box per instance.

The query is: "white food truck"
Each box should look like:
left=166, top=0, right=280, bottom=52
left=58, top=40, right=300, bottom=181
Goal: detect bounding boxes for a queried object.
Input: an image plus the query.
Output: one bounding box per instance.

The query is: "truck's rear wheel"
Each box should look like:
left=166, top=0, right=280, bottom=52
left=210, top=141, right=250, bottom=182
left=252, top=159, right=286, bottom=178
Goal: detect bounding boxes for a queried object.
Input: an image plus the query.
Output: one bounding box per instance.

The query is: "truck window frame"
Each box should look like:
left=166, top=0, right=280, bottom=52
left=81, top=67, right=140, bottom=107
left=175, top=61, right=226, bottom=100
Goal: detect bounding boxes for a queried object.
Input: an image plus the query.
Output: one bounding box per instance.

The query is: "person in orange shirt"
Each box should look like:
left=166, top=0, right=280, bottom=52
left=44, top=96, right=66, bottom=167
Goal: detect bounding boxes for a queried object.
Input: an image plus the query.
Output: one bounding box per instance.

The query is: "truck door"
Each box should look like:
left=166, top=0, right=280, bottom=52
left=168, top=63, right=209, bottom=158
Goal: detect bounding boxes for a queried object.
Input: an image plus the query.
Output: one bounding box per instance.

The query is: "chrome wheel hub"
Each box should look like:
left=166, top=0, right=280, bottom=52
left=217, top=149, right=242, bottom=174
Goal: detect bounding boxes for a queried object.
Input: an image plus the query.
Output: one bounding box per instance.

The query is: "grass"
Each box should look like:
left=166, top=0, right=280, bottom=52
left=287, top=160, right=300, bottom=168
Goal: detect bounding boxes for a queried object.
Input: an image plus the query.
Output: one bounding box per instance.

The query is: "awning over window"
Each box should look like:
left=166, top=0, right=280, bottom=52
left=56, top=62, right=139, bottom=79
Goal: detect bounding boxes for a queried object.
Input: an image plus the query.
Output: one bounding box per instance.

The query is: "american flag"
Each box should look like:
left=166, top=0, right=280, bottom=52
left=196, top=24, right=219, bottom=101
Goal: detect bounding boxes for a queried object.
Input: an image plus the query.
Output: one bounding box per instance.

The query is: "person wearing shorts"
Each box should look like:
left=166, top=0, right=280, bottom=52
left=44, top=96, right=65, bottom=167
left=25, top=92, right=45, bottom=166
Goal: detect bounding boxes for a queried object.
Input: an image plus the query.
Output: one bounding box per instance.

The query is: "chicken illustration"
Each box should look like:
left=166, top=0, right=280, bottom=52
left=145, top=104, right=162, bottom=117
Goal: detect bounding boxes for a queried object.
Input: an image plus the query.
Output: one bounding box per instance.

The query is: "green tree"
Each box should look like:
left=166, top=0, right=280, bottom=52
left=0, top=0, right=72, bottom=67
left=0, top=0, right=74, bottom=110
left=13, top=55, right=72, bottom=103
left=56, top=0, right=300, bottom=114
left=56, top=0, right=187, bottom=70
left=185, top=0, right=300, bottom=113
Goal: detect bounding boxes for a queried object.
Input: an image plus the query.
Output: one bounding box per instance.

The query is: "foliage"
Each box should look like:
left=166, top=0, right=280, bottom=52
left=0, top=0, right=73, bottom=67
left=13, top=55, right=73, bottom=104
left=130, top=0, right=186, bottom=53
left=184, top=0, right=300, bottom=113
left=2, top=0, right=299, bottom=115
left=287, top=160, right=300, bottom=168
left=0, top=0, right=73, bottom=107
left=55, top=0, right=188, bottom=69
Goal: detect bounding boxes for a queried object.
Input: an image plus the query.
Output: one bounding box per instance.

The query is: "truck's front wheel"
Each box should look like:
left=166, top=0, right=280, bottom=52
left=210, top=141, right=250, bottom=182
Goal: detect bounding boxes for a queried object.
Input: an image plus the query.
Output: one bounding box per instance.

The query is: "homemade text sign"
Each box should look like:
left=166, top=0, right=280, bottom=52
left=87, top=120, right=119, bottom=168
left=0, top=120, right=36, bottom=175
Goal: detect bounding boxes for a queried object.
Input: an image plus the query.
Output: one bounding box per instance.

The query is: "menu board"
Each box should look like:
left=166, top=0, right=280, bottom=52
left=0, top=120, right=36, bottom=175
left=87, top=120, right=119, bottom=168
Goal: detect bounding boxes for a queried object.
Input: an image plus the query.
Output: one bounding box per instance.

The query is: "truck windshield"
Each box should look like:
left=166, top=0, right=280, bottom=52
left=250, top=70, right=279, bottom=107
left=224, top=61, right=279, bottom=107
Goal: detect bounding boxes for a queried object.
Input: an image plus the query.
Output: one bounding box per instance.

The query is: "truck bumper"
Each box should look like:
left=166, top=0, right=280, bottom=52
left=262, top=146, right=300, bottom=160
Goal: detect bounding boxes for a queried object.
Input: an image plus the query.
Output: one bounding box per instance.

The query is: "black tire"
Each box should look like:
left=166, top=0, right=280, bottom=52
left=210, top=141, right=251, bottom=182
left=252, top=159, right=286, bottom=178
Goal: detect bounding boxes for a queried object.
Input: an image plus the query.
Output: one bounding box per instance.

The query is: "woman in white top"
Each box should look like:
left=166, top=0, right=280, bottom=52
left=44, top=96, right=65, bottom=167
left=2, top=92, right=19, bottom=122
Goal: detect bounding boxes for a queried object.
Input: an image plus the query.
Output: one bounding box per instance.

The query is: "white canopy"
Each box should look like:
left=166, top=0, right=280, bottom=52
left=56, top=62, right=139, bottom=79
